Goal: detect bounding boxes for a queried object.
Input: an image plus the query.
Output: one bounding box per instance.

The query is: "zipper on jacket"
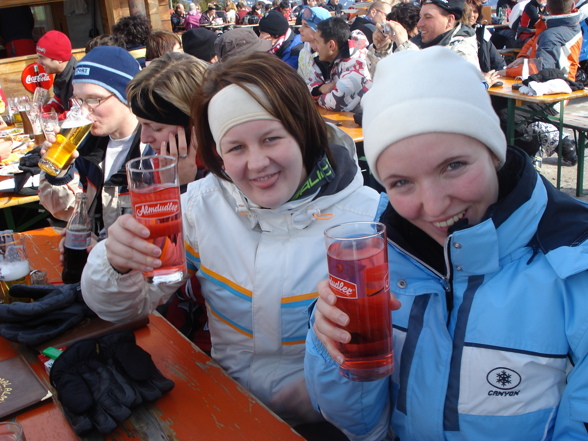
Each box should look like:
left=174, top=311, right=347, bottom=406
left=443, top=234, right=455, bottom=325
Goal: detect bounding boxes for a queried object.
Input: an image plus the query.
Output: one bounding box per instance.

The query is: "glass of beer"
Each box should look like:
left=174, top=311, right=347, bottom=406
left=324, top=221, right=394, bottom=382
left=40, top=112, right=60, bottom=139
left=126, top=155, right=187, bottom=285
left=0, top=232, right=30, bottom=304
left=38, top=105, right=92, bottom=176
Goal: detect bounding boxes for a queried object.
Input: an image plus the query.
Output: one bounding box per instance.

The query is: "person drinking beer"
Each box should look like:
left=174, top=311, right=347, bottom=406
left=38, top=46, right=153, bottom=243
left=80, top=53, right=382, bottom=436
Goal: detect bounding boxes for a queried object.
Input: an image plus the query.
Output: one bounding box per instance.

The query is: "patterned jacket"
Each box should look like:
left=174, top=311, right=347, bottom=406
left=307, top=30, right=372, bottom=112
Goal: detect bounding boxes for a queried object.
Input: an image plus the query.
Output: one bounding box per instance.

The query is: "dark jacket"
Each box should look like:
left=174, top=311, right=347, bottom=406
left=350, top=15, right=377, bottom=44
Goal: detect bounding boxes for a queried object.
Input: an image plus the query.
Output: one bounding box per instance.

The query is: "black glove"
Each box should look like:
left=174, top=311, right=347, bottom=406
left=50, top=330, right=175, bottom=436
left=99, top=331, right=175, bottom=402
left=50, top=337, right=137, bottom=435
left=0, top=283, right=96, bottom=345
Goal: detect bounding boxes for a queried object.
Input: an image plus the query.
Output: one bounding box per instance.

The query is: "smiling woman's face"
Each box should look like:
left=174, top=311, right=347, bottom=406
left=219, top=119, right=307, bottom=209
left=376, top=132, right=499, bottom=245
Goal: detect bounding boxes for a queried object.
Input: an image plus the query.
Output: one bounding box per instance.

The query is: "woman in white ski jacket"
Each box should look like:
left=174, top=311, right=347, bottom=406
left=81, top=53, right=382, bottom=428
left=306, top=47, right=588, bottom=441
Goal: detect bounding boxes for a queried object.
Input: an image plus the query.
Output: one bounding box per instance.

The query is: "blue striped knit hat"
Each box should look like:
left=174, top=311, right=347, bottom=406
left=73, top=46, right=139, bottom=104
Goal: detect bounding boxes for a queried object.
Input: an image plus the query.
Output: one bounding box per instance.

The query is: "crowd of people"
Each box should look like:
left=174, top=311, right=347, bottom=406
left=3, top=0, right=588, bottom=439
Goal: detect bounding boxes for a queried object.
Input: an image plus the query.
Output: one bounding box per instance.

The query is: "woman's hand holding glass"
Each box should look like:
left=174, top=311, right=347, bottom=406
left=313, top=279, right=401, bottom=365
left=160, top=125, right=198, bottom=185
left=104, top=214, right=162, bottom=275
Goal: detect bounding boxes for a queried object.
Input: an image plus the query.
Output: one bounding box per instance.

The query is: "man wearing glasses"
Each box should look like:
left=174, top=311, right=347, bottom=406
left=349, top=1, right=391, bottom=44
left=39, top=46, right=153, bottom=241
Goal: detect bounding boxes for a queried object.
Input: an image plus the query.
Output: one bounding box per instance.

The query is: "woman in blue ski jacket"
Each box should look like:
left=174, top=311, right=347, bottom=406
left=305, top=46, right=588, bottom=441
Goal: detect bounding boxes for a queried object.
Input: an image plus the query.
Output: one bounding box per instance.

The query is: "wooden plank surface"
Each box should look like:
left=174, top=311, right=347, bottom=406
left=317, top=106, right=363, bottom=143
left=0, top=227, right=305, bottom=441
left=488, top=76, right=588, bottom=103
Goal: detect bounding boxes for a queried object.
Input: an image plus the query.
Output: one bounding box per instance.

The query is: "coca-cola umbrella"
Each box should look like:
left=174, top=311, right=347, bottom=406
left=21, top=62, right=54, bottom=94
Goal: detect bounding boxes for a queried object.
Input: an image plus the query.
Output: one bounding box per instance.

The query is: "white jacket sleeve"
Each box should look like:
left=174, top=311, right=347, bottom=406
left=304, top=313, right=392, bottom=441
left=80, top=240, right=183, bottom=323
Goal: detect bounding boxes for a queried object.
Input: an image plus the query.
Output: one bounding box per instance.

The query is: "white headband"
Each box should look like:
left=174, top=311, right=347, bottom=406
left=208, top=84, right=279, bottom=156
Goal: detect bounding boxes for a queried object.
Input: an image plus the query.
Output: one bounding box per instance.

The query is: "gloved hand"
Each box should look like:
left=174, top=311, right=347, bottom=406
left=0, top=283, right=96, bottom=345
left=50, top=330, right=175, bottom=436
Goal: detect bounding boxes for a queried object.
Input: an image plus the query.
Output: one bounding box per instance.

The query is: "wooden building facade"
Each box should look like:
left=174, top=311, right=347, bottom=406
left=0, top=0, right=172, bottom=98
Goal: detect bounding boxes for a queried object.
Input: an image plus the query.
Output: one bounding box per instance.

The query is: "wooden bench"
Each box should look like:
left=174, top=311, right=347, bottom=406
left=562, top=114, right=588, bottom=197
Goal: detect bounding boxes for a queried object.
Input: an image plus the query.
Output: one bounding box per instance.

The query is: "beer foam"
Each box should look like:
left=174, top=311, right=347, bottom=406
left=0, top=260, right=30, bottom=282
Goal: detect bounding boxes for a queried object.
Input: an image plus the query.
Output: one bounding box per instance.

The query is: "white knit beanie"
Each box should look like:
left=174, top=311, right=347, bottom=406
left=363, top=46, right=506, bottom=184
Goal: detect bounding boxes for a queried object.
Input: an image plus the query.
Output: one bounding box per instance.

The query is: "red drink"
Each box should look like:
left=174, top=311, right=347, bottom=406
left=326, top=222, right=394, bottom=381
left=130, top=184, right=186, bottom=284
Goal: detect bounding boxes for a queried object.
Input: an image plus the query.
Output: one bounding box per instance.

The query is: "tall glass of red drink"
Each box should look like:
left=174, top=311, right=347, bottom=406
left=126, top=155, right=187, bottom=285
left=324, top=221, right=394, bottom=381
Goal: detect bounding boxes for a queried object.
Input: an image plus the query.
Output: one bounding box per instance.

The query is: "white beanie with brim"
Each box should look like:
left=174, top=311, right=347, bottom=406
left=363, top=46, right=507, bottom=184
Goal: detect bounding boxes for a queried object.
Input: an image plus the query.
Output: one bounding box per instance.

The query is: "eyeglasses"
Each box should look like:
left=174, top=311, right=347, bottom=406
left=73, top=94, right=114, bottom=110
left=375, top=8, right=387, bottom=16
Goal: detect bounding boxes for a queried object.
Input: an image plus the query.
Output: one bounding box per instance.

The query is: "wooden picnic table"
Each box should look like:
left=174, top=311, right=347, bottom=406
left=0, top=226, right=305, bottom=441
left=488, top=76, right=588, bottom=188
left=317, top=106, right=363, bottom=143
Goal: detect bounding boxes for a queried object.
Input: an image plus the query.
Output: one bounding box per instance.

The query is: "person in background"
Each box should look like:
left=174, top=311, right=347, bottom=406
left=243, top=3, right=263, bottom=24
left=296, top=0, right=319, bottom=25
left=85, top=34, right=127, bottom=53
left=277, top=1, right=293, bottom=20
left=200, top=5, right=219, bottom=26
left=214, top=27, right=272, bottom=62
left=112, top=14, right=152, bottom=68
left=80, top=52, right=381, bottom=436
left=36, top=30, right=78, bottom=118
left=309, top=16, right=372, bottom=112
left=516, top=0, right=547, bottom=43
left=126, top=51, right=208, bottom=187
left=259, top=10, right=303, bottom=69
left=0, top=6, right=36, bottom=57
left=306, top=45, right=588, bottom=441
left=171, top=3, right=187, bottom=32
left=366, top=2, right=420, bottom=76
left=185, top=3, right=202, bottom=29
left=323, top=0, right=344, bottom=16
left=499, top=0, right=581, bottom=166
left=225, top=1, right=238, bottom=23
left=182, top=28, right=219, bottom=63
left=38, top=46, right=150, bottom=240
left=236, top=1, right=250, bottom=24
left=145, top=30, right=183, bottom=65
left=297, top=6, right=332, bottom=82
left=350, top=1, right=392, bottom=44
left=368, top=0, right=480, bottom=70
left=462, top=0, right=505, bottom=84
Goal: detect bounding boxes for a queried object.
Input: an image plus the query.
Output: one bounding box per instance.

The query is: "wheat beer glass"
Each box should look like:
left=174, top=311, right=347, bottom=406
left=126, top=155, right=187, bottom=284
left=0, top=233, right=30, bottom=304
left=324, top=221, right=394, bottom=381
left=38, top=105, right=92, bottom=176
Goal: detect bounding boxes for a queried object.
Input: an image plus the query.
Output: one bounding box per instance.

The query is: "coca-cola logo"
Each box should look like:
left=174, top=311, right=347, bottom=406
left=135, top=200, right=179, bottom=218
left=21, top=62, right=54, bottom=93
left=329, top=275, right=357, bottom=299
left=25, top=72, right=51, bottom=84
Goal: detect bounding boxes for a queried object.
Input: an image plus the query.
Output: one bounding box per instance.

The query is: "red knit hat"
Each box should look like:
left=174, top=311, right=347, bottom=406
left=36, top=30, right=72, bottom=61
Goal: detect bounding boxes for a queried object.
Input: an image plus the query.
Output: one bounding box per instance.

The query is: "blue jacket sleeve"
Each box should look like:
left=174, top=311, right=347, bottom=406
left=304, top=310, right=392, bottom=440
left=550, top=270, right=588, bottom=440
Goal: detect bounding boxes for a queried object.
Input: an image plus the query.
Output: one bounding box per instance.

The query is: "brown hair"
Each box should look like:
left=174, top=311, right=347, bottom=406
left=145, top=30, right=182, bottom=62
left=546, top=0, right=573, bottom=15
left=192, top=52, right=333, bottom=180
